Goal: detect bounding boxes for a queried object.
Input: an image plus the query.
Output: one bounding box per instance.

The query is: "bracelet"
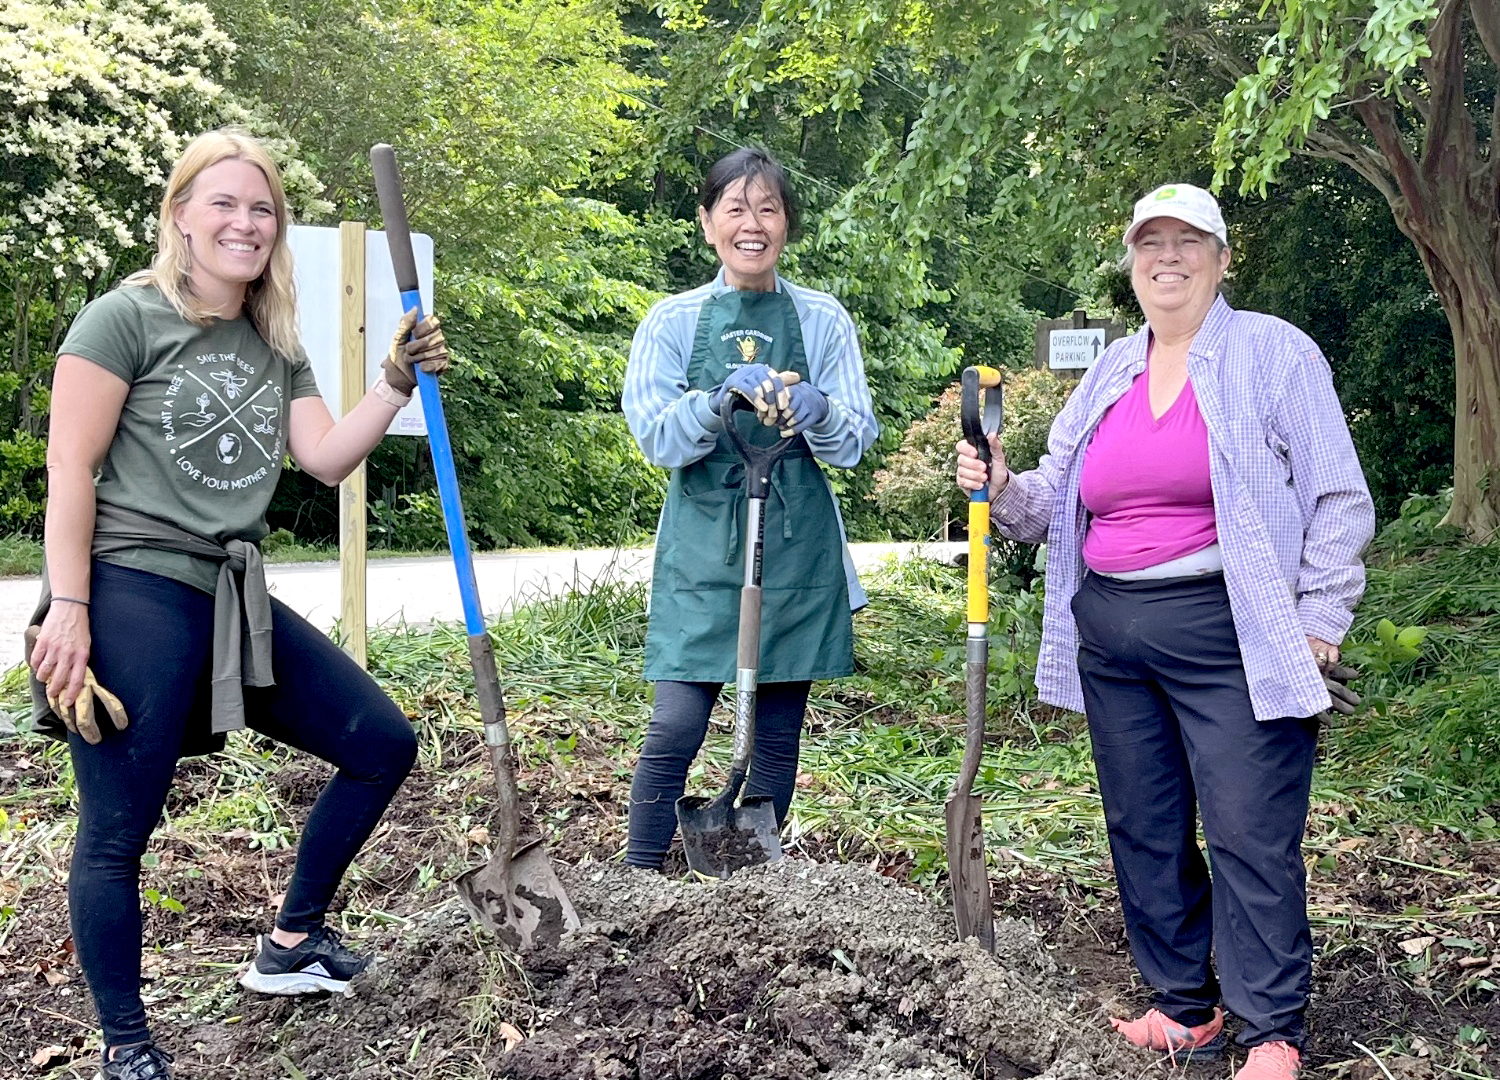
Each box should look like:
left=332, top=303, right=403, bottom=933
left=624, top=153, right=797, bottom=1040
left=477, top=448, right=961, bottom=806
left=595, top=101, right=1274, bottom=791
left=52, top=596, right=89, bottom=607
left=371, top=375, right=412, bottom=408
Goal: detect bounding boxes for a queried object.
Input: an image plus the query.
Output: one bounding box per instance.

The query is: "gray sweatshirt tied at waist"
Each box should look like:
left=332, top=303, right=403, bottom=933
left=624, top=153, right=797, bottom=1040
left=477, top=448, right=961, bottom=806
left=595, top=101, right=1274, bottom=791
left=28, top=502, right=275, bottom=742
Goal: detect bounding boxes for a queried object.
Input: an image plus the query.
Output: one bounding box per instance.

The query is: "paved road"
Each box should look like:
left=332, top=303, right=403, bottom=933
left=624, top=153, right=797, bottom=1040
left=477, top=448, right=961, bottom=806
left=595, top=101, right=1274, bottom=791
left=0, top=542, right=960, bottom=657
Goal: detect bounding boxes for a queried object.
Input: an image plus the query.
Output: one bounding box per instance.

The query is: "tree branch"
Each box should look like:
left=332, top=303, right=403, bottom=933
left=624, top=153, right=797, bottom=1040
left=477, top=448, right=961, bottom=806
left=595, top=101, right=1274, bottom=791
left=1470, top=0, right=1500, bottom=69
left=1302, top=129, right=1398, bottom=203
left=1178, top=27, right=1254, bottom=85
left=1396, top=81, right=1431, bottom=124
left=1353, top=91, right=1431, bottom=229
left=1419, top=0, right=1476, bottom=179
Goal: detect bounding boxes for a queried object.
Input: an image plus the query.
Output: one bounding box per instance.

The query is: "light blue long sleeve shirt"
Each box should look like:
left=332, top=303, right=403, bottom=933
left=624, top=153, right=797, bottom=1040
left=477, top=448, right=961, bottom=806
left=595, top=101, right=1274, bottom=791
left=993, top=297, right=1374, bottom=721
left=622, top=270, right=879, bottom=607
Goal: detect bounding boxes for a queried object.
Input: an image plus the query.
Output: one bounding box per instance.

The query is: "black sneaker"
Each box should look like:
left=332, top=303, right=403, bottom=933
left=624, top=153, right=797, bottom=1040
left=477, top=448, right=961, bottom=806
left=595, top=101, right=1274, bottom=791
left=96, top=1041, right=173, bottom=1080
left=238, top=924, right=372, bottom=995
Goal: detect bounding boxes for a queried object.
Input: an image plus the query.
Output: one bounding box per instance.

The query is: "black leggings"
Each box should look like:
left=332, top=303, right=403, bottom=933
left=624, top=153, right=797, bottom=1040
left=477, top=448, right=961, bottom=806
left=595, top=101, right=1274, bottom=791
left=625, top=679, right=809, bottom=869
left=69, top=562, right=417, bottom=1047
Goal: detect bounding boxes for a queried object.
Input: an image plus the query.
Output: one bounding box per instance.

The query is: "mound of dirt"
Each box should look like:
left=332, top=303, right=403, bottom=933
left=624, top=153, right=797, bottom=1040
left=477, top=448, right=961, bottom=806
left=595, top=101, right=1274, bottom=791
left=232, top=858, right=1151, bottom=1080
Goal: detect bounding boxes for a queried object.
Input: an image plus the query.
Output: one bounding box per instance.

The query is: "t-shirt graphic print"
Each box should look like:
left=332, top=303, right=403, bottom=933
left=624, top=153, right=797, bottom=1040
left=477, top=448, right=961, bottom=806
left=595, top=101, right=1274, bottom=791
left=59, top=285, right=322, bottom=593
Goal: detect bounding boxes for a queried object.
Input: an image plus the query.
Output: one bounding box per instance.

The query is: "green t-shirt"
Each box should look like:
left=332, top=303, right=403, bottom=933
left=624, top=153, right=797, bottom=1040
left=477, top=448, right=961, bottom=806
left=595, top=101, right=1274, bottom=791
left=59, top=285, right=323, bottom=594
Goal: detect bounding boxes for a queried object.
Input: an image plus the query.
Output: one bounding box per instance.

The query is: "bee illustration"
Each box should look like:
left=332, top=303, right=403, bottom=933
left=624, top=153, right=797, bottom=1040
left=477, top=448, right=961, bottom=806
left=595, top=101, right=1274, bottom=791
left=210, top=370, right=249, bottom=400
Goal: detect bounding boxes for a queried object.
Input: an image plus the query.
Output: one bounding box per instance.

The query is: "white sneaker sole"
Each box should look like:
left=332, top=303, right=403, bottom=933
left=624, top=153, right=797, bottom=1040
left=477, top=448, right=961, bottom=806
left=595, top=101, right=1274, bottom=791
left=238, top=966, right=353, bottom=995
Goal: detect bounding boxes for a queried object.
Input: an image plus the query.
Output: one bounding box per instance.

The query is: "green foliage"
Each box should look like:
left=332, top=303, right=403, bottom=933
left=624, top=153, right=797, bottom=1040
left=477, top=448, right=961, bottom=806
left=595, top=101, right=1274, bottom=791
left=0, top=430, right=45, bottom=534
left=0, top=532, right=42, bottom=576
left=1330, top=532, right=1500, bottom=818
left=208, top=0, right=674, bottom=549
left=1226, top=169, right=1454, bottom=523
left=872, top=368, right=1073, bottom=570
left=1211, top=0, right=1438, bottom=195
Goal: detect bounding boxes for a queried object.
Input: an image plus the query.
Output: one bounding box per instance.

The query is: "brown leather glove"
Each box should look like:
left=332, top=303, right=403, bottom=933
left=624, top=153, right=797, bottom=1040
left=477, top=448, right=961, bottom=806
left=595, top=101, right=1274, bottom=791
left=1321, top=662, right=1361, bottom=721
left=381, top=311, right=450, bottom=396
left=24, top=625, right=129, bottom=744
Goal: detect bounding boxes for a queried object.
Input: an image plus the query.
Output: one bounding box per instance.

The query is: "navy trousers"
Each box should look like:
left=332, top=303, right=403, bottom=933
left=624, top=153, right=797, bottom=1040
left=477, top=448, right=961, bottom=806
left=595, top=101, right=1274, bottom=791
left=626, top=679, right=809, bottom=869
left=69, top=562, right=417, bottom=1047
left=1071, top=572, right=1318, bottom=1048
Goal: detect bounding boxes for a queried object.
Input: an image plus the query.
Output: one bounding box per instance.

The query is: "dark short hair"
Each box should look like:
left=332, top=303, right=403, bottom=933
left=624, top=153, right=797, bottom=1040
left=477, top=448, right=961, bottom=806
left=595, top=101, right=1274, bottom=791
left=699, top=148, right=798, bottom=235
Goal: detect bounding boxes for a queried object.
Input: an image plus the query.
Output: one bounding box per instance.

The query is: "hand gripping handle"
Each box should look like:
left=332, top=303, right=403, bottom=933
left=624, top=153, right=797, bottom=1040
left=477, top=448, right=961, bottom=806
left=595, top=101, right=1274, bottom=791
left=720, top=392, right=796, bottom=501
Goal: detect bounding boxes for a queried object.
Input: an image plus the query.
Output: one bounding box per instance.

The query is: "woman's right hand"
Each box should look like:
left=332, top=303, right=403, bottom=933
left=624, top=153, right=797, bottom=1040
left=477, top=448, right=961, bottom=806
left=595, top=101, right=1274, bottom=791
left=28, top=602, right=92, bottom=713
left=955, top=435, right=1009, bottom=499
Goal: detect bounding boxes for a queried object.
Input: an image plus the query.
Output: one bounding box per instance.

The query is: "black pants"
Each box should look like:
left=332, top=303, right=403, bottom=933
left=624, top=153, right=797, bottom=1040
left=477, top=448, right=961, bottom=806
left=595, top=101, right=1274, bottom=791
left=625, top=679, right=809, bottom=869
left=70, top=562, right=417, bottom=1048
left=1072, top=572, right=1318, bottom=1048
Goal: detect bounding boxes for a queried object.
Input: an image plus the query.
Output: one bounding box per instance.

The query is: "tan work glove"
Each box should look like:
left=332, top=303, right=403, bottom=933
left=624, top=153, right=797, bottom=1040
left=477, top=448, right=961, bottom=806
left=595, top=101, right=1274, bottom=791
left=381, top=311, right=451, bottom=397
left=24, top=625, right=129, bottom=744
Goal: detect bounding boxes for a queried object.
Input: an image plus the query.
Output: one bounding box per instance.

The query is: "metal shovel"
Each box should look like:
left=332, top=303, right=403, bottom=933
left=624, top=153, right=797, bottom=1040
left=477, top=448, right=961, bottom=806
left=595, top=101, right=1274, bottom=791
left=371, top=144, right=578, bottom=949
left=945, top=364, right=1002, bottom=951
left=676, top=392, right=795, bottom=878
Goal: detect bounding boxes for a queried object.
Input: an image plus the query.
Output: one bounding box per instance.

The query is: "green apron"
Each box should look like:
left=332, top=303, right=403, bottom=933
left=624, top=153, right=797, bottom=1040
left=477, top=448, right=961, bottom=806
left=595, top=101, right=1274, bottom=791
left=644, top=286, right=854, bottom=684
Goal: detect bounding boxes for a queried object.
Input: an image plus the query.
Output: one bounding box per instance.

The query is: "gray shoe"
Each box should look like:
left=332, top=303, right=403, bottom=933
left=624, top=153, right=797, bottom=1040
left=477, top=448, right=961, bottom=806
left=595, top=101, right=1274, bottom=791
left=96, top=1041, right=173, bottom=1080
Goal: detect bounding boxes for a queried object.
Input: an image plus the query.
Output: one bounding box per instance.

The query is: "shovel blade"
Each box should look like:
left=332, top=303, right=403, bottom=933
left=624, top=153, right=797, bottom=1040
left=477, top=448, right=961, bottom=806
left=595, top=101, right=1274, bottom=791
left=944, top=791, right=995, bottom=952
left=454, top=839, right=580, bottom=951
left=677, top=793, right=782, bottom=878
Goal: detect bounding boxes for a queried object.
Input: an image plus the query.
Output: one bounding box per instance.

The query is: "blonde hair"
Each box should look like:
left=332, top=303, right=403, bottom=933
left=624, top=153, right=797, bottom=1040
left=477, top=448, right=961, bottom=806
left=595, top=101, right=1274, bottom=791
left=124, top=127, right=303, bottom=362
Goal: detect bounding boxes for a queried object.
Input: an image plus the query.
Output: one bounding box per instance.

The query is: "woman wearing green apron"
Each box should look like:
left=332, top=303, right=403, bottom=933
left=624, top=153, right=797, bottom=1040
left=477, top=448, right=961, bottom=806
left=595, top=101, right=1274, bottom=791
left=621, top=148, right=879, bottom=870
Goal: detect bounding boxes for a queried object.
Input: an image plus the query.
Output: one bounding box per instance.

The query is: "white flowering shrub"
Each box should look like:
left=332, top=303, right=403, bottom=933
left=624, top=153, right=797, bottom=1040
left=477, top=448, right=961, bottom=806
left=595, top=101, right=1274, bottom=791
left=0, top=0, right=238, bottom=278
left=0, top=0, right=324, bottom=532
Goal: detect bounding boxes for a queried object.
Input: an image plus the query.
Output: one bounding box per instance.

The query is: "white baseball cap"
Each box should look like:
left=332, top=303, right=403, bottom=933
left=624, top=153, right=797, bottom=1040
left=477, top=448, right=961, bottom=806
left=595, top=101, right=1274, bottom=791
left=1123, top=183, right=1227, bottom=247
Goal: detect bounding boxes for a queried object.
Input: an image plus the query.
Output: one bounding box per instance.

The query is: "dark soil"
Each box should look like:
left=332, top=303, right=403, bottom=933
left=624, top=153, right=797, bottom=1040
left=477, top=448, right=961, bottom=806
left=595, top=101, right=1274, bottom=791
left=4, top=725, right=1500, bottom=1080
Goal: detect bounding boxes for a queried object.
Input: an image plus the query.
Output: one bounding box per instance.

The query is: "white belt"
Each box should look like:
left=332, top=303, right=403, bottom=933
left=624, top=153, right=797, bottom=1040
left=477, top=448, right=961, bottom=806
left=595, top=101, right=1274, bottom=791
left=1097, top=543, right=1223, bottom=582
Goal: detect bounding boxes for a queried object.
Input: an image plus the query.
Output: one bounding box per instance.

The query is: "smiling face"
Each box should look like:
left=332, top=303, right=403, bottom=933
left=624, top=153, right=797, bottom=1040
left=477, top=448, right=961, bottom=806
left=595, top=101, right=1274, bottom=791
left=699, top=177, right=789, bottom=292
left=1130, top=216, right=1231, bottom=327
left=171, top=158, right=279, bottom=315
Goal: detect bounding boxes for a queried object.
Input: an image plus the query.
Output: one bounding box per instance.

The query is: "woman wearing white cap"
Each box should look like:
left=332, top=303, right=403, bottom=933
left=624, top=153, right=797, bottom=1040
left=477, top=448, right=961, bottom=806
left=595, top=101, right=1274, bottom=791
left=955, top=184, right=1372, bottom=1079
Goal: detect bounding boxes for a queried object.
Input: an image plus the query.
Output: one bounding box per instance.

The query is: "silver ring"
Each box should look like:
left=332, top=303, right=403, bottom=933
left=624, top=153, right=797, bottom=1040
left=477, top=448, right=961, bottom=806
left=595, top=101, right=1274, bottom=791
left=1315, top=652, right=1329, bottom=666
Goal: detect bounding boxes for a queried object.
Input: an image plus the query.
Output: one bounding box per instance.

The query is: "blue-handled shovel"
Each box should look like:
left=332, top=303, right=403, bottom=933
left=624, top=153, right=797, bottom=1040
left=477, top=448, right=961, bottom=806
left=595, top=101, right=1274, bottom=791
left=370, top=144, right=578, bottom=950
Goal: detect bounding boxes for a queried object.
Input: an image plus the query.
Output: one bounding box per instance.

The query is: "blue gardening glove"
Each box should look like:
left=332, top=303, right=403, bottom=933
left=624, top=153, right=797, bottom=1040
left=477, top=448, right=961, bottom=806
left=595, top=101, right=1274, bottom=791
left=780, top=382, right=829, bottom=435
left=710, top=363, right=779, bottom=412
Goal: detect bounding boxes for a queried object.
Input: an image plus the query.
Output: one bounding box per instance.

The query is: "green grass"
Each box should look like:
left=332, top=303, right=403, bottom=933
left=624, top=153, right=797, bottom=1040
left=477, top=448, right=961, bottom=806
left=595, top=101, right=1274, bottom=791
left=0, top=534, right=42, bottom=577
left=7, top=527, right=1500, bottom=880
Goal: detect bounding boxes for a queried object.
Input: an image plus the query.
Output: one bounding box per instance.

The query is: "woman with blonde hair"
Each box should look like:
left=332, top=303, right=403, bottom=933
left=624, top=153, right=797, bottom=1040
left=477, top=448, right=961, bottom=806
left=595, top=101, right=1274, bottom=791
left=25, top=127, right=450, bottom=1080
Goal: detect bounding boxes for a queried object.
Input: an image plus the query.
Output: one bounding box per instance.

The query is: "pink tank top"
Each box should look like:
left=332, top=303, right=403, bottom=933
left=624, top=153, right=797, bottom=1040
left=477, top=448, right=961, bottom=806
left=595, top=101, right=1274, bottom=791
left=1079, top=367, right=1217, bottom=574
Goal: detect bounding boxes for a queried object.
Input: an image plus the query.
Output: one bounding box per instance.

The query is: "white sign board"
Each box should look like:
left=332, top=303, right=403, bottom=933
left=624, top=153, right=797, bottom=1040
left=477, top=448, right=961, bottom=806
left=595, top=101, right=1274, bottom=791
left=287, top=224, right=435, bottom=436
left=1048, top=327, right=1106, bottom=370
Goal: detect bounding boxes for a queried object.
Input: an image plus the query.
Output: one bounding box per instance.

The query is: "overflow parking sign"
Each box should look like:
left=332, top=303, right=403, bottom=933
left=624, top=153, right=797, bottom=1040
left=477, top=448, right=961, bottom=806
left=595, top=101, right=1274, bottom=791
left=1048, top=327, right=1106, bottom=370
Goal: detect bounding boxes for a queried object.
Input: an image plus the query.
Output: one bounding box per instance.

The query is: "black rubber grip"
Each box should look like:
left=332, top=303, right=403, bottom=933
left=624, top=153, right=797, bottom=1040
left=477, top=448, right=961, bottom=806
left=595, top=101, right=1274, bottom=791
left=370, top=144, right=419, bottom=294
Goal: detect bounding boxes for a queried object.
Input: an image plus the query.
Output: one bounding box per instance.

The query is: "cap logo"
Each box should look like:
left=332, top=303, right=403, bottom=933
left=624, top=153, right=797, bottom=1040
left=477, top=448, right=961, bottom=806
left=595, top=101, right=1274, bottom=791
left=1154, top=187, right=1178, bottom=201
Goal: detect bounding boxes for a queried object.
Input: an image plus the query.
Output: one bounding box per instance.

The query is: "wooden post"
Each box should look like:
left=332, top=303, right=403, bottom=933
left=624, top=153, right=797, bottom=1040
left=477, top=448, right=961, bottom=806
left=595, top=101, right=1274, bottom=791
left=339, top=221, right=368, bottom=668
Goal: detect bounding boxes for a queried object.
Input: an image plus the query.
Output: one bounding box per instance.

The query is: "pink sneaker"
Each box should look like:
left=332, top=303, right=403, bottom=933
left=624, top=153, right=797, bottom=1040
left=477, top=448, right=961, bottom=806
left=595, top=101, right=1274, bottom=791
left=1235, top=1041, right=1301, bottom=1080
left=1110, top=1006, right=1226, bottom=1063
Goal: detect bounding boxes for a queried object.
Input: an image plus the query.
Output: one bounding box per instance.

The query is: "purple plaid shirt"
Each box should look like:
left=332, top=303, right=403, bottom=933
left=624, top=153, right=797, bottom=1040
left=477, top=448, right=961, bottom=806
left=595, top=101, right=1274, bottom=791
left=993, top=297, right=1374, bottom=721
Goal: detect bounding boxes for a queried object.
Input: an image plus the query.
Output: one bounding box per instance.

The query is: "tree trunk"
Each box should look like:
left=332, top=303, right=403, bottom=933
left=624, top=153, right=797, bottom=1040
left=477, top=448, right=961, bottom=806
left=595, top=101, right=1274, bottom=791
left=1347, top=0, right=1500, bottom=540
left=1383, top=165, right=1500, bottom=541
left=1428, top=251, right=1500, bottom=539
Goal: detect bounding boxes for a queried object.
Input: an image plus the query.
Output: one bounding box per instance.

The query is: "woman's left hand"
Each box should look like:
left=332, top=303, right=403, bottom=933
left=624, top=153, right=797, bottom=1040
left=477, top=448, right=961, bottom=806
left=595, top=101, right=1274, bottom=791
left=1307, top=636, right=1339, bottom=669
left=381, top=312, right=450, bottom=396
left=779, top=382, right=829, bottom=434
